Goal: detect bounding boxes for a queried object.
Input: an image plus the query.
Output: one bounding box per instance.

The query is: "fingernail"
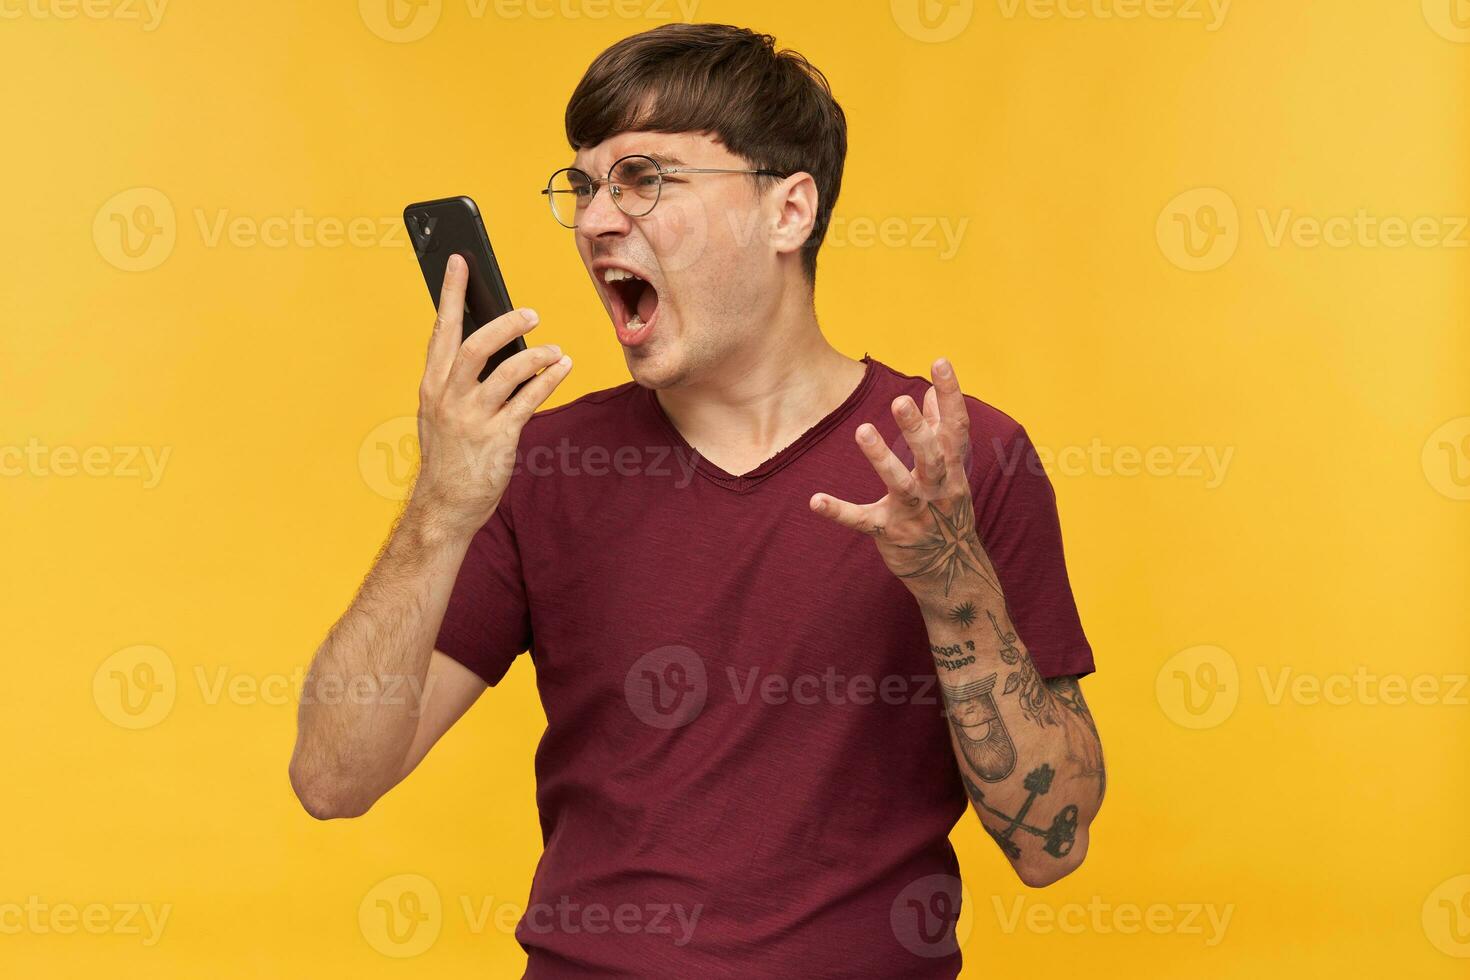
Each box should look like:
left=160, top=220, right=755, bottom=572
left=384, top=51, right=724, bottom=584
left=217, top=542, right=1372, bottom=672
left=558, top=355, right=572, bottom=368
left=521, top=308, right=539, bottom=325
left=934, top=358, right=952, bottom=378
left=448, top=254, right=463, bottom=273
left=858, top=425, right=877, bottom=443
left=547, top=344, right=562, bottom=356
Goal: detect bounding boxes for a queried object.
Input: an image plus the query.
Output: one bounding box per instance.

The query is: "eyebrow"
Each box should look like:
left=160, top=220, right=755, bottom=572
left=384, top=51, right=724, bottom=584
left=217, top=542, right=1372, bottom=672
left=568, top=150, right=689, bottom=173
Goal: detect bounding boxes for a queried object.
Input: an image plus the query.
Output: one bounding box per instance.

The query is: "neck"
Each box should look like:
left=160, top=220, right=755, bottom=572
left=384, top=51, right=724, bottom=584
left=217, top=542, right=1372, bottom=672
left=654, top=297, right=867, bottom=475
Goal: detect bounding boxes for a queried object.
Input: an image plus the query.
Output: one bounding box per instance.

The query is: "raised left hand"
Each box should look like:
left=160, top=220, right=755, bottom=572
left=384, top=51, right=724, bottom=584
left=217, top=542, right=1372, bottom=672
left=809, top=357, right=1001, bottom=605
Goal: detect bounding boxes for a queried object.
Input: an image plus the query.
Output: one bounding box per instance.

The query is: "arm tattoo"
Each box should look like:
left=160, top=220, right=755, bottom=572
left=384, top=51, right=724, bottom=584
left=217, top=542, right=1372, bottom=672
left=961, top=769, right=1078, bottom=860
left=940, top=675, right=1016, bottom=781
left=1046, top=675, right=1106, bottom=790
left=948, top=601, right=977, bottom=628
left=895, top=495, right=1001, bottom=597
left=991, top=610, right=1055, bottom=726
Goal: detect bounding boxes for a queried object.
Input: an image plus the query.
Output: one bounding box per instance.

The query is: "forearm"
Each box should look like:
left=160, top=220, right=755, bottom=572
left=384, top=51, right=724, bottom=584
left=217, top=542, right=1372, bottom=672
left=920, top=585, right=1105, bottom=886
left=289, top=501, right=473, bottom=818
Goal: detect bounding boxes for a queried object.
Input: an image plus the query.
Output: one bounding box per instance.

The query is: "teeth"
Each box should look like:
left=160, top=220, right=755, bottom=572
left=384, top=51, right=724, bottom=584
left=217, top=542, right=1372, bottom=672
left=626, top=313, right=645, bottom=330
left=603, top=268, right=642, bottom=283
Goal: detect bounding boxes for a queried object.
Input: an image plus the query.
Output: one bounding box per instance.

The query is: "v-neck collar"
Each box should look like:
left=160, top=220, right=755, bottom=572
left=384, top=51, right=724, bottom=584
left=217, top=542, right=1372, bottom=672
left=642, top=355, right=878, bottom=493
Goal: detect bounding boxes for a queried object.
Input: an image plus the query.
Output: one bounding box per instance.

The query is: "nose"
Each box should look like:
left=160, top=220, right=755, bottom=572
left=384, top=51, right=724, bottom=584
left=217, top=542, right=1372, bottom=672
left=576, top=181, right=633, bottom=241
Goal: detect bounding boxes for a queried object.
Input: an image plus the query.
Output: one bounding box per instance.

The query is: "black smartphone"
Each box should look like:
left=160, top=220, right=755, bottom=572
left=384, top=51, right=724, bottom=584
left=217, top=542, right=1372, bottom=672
left=403, top=196, right=527, bottom=386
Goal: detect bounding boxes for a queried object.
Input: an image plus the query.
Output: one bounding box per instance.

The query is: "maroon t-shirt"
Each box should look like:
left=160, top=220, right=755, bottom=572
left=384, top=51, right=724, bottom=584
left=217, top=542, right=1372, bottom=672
left=435, top=355, right=1094, bottom=978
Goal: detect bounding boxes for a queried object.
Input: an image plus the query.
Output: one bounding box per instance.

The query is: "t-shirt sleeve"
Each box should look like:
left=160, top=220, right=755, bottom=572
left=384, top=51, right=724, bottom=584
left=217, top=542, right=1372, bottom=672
left=433, top=499, right=532, bottom=687
left=969, top=420, right=1095, bottom=680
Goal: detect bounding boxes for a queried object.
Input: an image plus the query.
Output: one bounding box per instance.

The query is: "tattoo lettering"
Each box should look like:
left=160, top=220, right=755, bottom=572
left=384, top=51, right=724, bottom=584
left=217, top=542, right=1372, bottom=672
left=960, top=767, right=1077, bottom=860
left=930, top=642, right=977, bottom=671
left=941, top=674, right=1015, bottom=781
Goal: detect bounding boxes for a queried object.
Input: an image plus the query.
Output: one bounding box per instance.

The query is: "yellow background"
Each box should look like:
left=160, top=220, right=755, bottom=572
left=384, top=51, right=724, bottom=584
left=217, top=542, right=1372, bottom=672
left=2, top=1, right=1467, bottom=976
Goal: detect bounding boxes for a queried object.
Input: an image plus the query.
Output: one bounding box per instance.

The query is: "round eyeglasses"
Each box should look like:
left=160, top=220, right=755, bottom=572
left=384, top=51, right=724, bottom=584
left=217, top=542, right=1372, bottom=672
left=542, top=154, right=789, bottom=229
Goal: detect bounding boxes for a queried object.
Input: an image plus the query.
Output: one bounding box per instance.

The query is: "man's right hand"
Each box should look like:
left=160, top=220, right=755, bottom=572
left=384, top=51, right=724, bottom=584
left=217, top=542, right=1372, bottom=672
left=409, top=253, right=572, bottom=536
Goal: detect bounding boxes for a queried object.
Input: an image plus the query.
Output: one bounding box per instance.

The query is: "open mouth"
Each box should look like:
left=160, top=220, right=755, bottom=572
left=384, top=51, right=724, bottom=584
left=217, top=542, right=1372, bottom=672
left=600, top=267, right=661, bottom=347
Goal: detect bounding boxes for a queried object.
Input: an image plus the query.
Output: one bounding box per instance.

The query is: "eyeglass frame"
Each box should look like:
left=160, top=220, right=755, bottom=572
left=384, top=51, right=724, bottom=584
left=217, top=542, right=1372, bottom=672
left=541, top=153, right=792, bottom=228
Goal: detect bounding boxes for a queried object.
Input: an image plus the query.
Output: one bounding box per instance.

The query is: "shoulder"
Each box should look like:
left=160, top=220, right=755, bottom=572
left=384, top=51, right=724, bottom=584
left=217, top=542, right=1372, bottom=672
left=517, top=378, right=647, bottom=446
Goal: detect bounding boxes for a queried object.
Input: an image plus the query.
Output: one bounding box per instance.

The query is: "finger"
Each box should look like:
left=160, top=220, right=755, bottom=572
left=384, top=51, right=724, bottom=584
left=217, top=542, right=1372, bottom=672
left=892, top=395, right=947, bottom=490
left=923, top=385, right=940, bottom=428
left=477, top=343, right=566, bottom=407
left=447, top=307, right=541, bottom=394
left=500, top=352, right=574, bottom=425
left=854, top=423, right=923, bottom=509
left=808, top=492, right=883, bottom=536
left=426, top=255, right=469, bottom=386
left=931, top=357, right=972, bottom=473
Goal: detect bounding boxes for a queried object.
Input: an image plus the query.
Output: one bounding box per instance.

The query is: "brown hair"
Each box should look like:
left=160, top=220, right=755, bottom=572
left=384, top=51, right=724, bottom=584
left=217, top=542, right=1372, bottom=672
left=565, top=23, right=847, bottom=283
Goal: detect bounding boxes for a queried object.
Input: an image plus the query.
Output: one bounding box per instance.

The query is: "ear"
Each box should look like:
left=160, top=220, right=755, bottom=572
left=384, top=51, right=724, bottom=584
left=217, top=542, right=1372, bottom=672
left=768, top=172, right=819, bottom=260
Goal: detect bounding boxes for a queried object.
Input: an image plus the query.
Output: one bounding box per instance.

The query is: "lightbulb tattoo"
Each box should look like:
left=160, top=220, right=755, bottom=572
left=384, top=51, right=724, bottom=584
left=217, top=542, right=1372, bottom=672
left=940, top=674, right=1016, bottom=782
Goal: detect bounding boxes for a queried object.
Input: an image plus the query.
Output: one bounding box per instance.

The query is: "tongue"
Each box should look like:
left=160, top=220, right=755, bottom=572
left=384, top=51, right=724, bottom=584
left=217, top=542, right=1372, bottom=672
left=635, top=282, right=659, bottom=322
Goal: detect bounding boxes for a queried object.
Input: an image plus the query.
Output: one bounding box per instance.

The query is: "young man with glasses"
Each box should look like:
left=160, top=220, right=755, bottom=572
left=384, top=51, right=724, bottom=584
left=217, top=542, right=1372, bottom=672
left=292, top=22, right=1104, bottom=978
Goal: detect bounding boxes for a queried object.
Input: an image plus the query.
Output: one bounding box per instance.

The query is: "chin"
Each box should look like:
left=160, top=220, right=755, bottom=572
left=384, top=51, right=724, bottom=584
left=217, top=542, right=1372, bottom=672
left=624, top=348, right=685, bottom=390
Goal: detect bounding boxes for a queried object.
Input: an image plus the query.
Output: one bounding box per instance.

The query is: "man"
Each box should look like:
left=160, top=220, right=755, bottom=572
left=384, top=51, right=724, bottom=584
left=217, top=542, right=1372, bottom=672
left=291, top=23, right=1104, bottom=978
